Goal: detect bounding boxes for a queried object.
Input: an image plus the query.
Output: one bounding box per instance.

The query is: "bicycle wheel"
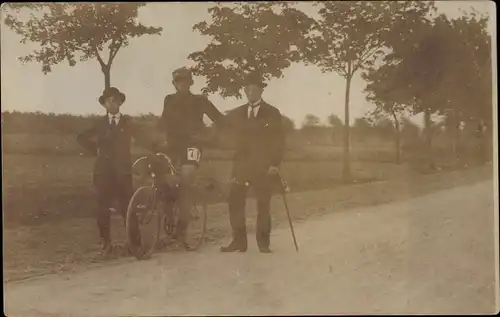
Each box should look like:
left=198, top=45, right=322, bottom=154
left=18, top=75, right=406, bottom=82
left=159, top=199, right=178, bottom=248
left=182, top=202, right=207, bottom=251
left=162, top=203, right=177, bottom=236
left=126, top=186, right=161, bottom=260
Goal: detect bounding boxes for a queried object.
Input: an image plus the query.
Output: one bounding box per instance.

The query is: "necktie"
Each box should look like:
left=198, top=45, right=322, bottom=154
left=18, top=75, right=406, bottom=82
left=249, top=106, right=257, bottom=119
left=111, top=115, right=117, bottom=126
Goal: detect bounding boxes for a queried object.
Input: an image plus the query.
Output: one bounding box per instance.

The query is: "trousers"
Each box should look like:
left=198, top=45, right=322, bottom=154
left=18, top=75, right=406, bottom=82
left=228, top=175, right=273, bottom=248
left=93, top=171, right=140, bottom=245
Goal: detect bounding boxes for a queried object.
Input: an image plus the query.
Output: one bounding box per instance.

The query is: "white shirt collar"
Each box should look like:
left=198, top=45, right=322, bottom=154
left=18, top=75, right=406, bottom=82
left=248, top=99, right=262, bottom=108
left=108, top=112, right=121, bottom=123
left=248, top=100, right=262, bottom=117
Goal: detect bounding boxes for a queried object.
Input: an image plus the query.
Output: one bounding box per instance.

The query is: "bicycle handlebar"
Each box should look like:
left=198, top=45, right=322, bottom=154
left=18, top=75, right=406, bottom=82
left=132, top=152, right=176, bottom=178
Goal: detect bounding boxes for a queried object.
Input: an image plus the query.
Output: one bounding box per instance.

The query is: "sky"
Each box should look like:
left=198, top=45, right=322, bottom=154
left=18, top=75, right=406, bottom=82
left=0, top=1, right=496, bottom=127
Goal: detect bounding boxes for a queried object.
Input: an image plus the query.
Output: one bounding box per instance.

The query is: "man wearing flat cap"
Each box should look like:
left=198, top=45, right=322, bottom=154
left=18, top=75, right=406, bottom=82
left=159, top=67, right=225, bottom=243
left=220, top=73, right=285, bottom=253
left=77, top=87, right=157, bottom=255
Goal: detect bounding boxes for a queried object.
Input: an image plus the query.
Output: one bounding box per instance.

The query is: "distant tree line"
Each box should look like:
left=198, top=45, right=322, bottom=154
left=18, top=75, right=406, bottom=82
left=2, top=110, right=489, bottom=167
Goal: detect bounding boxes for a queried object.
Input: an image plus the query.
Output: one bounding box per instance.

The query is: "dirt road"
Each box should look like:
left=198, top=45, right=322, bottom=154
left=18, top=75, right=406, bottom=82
left=4, top=180, right=498, bottom=316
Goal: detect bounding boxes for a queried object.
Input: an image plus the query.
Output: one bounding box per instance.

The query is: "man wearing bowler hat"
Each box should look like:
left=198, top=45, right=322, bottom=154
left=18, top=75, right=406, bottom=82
left=77, top=87, right=157, bottom=255
left=220, top=73, right=285, bottom=253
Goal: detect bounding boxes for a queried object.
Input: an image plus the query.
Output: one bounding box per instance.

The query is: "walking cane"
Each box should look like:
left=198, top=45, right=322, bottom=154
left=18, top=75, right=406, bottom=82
left=277, top=173, right=299, bottom=252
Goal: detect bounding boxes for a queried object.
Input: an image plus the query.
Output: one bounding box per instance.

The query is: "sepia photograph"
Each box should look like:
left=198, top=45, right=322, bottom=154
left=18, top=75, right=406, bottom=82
left=1, top=1, right=498, bottom=315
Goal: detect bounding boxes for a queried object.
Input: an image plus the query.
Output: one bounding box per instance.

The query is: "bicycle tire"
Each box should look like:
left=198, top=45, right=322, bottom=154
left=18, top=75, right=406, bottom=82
left=126, top=186, right=161, bottom=260
left=161, top=199, right=178, bottom=247
left=162, top=206, right=177, bottom=236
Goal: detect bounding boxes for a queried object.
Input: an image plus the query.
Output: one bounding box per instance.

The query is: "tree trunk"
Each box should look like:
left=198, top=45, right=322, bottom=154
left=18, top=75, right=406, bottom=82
left=392, top=111, right=401, bottom=165
left=102, top=65, right=111, bottom=89
left=477, top=119, right=487, bottom=164
left=451, top=109, right=460, bottom=169
left=423, top=108, right=435, bottom=171
left=342, top=70, right=353, bottom=183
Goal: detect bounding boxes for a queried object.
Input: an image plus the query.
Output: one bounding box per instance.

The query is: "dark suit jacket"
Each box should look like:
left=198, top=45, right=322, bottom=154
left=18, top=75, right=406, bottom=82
left=77, top=115, right=157, bottom=176
left=159, top=92, right=224, bottom=147
left=226, top=101, right=285, bottom=182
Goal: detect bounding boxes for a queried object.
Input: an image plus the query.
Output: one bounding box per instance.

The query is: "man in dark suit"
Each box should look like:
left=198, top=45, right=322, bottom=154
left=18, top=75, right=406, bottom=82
left=77, top=87, right=157, bottom=255
left=220, top=73, right=285, bottom=253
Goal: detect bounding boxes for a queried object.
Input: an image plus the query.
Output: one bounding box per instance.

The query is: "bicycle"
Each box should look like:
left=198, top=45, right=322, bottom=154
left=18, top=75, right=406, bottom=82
left=125, top=152, right=221, bottom=260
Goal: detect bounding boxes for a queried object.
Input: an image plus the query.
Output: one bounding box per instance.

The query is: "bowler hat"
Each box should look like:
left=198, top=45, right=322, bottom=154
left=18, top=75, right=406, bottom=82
left=244, top=73, right=267, bottom=88
left=98, top=87, right=126, bottom=106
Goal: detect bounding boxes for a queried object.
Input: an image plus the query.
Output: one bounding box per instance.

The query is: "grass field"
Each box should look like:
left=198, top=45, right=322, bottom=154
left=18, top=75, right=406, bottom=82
left=2, top=128, right=493, bottom=282
left=2, top=129, right=489, bottom=227
left=3, top=151, right=409, bottom=227
left=3, top=132, right=407, bottom=162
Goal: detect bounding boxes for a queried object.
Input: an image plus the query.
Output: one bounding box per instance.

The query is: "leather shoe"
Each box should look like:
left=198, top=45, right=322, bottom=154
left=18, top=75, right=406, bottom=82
left=220, top=240, right=247, bottom=252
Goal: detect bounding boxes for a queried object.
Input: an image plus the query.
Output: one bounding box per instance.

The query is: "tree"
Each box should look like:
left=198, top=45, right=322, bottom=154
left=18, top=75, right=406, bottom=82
left=353, top=117, right=372, bottom=135
left=386, top=15, right=453, bottom=168
left=4, top=3, right=162, bottom=89
left=188, top=2, right=315, bottom=98
left=302, top=114, right=321, bottom=129
left=374, top=107, right=403, bottom=164
left=327, top=114, right=343, bottom=128
left=374, top=11, right=492, bottom=168
left=363, top=63, right=410, bottom=164
left=327, top=113, right=343, bottom=143
left=373, top=117, right=396, bottom=137
left=303, top=1, right=435, bottom=182
left=444, top=12, right=492, bottom=154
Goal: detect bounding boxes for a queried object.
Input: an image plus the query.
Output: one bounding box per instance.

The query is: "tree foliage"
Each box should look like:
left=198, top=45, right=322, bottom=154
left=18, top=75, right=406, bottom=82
left=374, top=11, right=492, bottom=122
left=188, top=2, right=315, bottom=98
left=4, top=3, right=162, bottom=88
left=363, top=9, right=492, bottom=167
left=305, top=1, right=435, bottom=78
left=363, top=63, right=409, bottom=117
